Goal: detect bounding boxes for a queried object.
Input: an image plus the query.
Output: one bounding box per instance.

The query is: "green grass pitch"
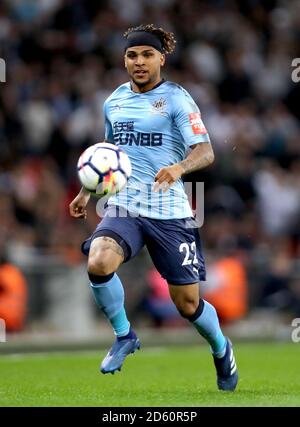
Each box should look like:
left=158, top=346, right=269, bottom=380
left=0, top=342, right=299, bottom=406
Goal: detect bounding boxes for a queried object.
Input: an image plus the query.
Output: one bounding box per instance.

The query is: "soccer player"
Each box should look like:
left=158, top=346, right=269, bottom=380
left=69, top=24, right=238, bottom=391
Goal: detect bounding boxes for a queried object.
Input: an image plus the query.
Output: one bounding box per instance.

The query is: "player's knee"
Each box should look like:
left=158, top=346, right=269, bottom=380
left=173, top=298, right=199, bottom=318
left=87, top=252, right=116, bottom=276
left=87, top=237, right=123, bottom=275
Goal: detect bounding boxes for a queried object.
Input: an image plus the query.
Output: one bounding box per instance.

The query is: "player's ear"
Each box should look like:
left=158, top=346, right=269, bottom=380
left=124, top=55, right=128, bottom=69
left=160, top=54, right=165, bottom=67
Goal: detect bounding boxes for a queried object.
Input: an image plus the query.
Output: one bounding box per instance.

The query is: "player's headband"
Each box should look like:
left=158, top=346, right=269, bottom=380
left=125, top=31, right=163, bottom=53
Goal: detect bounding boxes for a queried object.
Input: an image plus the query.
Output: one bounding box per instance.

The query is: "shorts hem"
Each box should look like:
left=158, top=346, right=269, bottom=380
left=164, top=274, right=206, bottom=285
left=81, top=228, right=132, bottom=262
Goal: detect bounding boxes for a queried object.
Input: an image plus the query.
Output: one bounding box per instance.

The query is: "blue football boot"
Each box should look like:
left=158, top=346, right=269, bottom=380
left=213, top=337, right=238, bottom=391
left=100, top=332, right=140, bottom=374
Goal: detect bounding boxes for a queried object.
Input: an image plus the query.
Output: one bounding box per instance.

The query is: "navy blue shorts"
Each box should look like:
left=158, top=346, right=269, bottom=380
left=82, top=206, right=206, bottom=285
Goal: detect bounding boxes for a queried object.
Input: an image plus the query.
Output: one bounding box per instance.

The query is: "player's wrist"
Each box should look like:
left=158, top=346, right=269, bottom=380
left=80, top=187, right=91, bottom=197
left=178, top=160, right=189, bottom=176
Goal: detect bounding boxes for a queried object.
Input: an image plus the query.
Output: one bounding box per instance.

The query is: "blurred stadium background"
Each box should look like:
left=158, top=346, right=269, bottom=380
left=1, top=0, right=300, bottom=353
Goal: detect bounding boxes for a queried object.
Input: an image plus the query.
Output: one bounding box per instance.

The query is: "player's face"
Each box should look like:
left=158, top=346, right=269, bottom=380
left=124, top=46, right=165, bottom=92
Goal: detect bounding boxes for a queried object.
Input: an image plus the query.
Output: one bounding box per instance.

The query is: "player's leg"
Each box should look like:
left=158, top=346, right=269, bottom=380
left=168, top=283, right=227, bottom=356
left=82, top=207, right=145, bottom=374
left=87, top=233, right=140, bottom=374
left=144, top=217, right=238, bottom=391
left=169, top=283, right=238, bottom=391
left=88, top=234, right=130, bottom=338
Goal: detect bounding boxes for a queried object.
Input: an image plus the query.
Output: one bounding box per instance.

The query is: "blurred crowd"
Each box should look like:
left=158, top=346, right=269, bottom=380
left=1, top=0, right=300, bottom=328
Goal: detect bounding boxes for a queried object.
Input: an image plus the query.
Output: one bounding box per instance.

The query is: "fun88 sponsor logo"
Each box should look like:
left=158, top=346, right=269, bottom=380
left=113, top=121, right=162, bottom=146
left=114, top=132, right=162, bottom=146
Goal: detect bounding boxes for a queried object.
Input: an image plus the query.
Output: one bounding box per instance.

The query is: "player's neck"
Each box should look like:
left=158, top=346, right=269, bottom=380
left=131, top=77, right=164, bottom=93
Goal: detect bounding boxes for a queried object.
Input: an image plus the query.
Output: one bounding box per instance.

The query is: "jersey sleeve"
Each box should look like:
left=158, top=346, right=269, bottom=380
left=172, top=87, right=211, bottom=147
left=103, top=100, right=114, bottom=143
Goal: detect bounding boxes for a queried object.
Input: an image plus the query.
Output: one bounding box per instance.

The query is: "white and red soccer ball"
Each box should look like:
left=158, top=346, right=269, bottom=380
left=77, top=142, right=131, bottom=197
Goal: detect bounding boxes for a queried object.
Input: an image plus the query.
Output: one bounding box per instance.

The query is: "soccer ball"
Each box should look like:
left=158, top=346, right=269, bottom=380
left=77, top=142, right=131, bottom=197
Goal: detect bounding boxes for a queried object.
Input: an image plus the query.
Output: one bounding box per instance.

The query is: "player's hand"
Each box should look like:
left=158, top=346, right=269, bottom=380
left=69, top=188, right=91, bottom=219
left=153, top=164, right=184, bottom=192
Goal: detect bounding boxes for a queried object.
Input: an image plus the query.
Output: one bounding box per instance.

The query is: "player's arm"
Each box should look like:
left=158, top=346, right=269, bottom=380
left=69, top=100, right=114, bottom=218
left=69, top=186, right=91, bottom=219
left=154, top=142, right=214, bottom=191
left=154, top=89, right=214, bottom=192
left=179, top=141, right=214, bottom=174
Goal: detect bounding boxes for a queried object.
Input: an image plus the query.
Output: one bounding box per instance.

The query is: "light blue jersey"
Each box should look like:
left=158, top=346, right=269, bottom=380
left=104, top=80, right=210, bottom=219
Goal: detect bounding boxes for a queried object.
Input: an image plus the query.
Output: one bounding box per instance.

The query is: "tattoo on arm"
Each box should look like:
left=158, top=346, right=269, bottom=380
left=179, top=144, right=214, bottom=174
left=99, top=237, right=124, bottom=258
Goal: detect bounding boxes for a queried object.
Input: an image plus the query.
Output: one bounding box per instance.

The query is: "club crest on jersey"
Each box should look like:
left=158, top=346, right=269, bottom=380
left=112, top=104, right=123, bottom=111
left=188, top=112, right=207, bottom=135
left=150, top=97, right=168, bottom=116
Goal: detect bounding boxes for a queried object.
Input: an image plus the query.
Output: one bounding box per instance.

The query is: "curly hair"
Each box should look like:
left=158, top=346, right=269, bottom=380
left=124, top=24, right=176, bottom=54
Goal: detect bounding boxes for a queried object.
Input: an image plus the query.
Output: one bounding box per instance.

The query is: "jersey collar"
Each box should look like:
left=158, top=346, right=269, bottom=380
left=130, top=78, right=166, bottom=93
